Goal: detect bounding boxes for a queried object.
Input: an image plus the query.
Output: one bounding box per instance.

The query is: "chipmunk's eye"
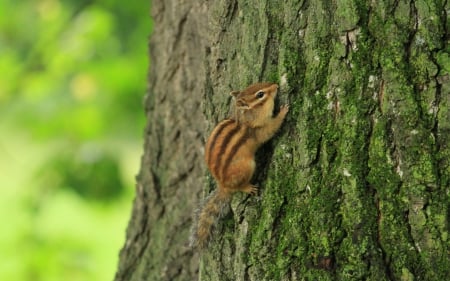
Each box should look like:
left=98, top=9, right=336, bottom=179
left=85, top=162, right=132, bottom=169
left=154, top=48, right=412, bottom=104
left=255, top=91, right=265, bottom=99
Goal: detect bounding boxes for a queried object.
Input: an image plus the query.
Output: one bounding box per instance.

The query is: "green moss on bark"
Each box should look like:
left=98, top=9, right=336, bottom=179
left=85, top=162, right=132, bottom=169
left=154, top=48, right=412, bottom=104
left=200, top=0, right=450, bottom=280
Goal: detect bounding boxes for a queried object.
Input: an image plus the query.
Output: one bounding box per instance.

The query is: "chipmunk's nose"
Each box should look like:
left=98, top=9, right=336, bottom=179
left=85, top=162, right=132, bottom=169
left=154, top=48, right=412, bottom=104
left=269, top=84, right=278, bottom=91
left=270, top=84, right=279, bottom=96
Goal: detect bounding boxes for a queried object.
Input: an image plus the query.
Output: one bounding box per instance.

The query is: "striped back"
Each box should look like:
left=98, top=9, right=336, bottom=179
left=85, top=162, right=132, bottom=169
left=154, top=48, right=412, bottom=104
left=205, top=119, right=251, bottom=182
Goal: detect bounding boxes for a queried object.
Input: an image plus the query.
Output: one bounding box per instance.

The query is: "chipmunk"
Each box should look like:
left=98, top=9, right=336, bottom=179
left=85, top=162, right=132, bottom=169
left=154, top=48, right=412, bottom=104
left=190, top=82, right=289, bottom=249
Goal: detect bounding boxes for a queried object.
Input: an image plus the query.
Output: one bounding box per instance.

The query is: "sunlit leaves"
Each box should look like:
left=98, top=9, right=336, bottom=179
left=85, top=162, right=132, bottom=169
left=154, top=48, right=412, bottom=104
left=0, top=0, right=151, bottom=280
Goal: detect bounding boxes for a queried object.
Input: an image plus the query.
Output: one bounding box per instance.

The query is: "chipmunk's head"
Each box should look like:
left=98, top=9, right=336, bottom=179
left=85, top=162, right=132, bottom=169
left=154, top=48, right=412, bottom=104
left=230, top=82, right=278, bottom=124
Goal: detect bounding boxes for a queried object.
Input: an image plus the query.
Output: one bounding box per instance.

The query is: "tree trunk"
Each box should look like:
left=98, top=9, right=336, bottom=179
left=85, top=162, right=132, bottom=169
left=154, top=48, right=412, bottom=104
left=115, top=1, right=450, bottom=281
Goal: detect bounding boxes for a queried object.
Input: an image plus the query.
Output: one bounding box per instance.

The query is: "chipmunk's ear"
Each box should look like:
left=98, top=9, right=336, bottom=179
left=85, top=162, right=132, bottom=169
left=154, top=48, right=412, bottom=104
left=230, top=90, right=240, bottom=98
left=231, top=90, right=249, bottom=109
left=235, top=100, right=249, bottom=109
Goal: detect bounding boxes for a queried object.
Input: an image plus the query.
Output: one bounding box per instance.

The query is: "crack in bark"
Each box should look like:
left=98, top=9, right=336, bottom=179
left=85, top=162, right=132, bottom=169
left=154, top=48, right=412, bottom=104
left=260, top=1, right=281, bottom=82
left=225, top=0, right=239, bottom=27
left=172, top=12, right=188, bottom=52
left=309, top=134, right=322, bottom=167
left=374, top=194, right=395, bottom=281
left=404, top=0, right=418, bottom=63
left=115, top=182, right=152, bottom=280
left=270, top=196, right=287, bottom=239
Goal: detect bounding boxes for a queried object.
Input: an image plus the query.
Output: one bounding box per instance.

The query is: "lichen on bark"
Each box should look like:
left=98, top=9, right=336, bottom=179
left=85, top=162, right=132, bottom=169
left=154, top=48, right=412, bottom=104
left=201, top=0, right=450, bottom=280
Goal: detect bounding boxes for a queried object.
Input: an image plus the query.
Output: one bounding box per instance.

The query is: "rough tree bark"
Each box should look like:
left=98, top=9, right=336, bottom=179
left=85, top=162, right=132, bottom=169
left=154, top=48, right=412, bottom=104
left=115, top=1, right=450, bottom=281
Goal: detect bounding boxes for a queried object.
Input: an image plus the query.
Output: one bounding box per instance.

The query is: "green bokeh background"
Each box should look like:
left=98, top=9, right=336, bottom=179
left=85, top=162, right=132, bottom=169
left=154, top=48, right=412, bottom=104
left=0, top=0, right=151, bottom=280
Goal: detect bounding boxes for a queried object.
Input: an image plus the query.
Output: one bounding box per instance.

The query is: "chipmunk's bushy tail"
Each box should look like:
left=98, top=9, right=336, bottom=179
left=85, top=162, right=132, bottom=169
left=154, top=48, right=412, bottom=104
left=190, top=188, right=231, bottom=249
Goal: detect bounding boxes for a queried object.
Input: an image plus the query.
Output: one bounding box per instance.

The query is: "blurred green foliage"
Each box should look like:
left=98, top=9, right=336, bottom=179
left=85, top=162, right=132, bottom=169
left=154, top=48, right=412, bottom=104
left=0, top=0, right=151, bottom=280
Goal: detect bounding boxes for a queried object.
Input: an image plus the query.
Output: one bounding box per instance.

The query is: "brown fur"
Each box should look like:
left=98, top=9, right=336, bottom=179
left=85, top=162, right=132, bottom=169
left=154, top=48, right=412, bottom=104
left=190, top=82, right=289, bottom=249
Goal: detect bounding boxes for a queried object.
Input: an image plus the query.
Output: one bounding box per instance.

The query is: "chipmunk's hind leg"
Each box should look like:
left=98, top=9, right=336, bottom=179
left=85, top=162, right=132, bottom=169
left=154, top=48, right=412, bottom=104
left=221, top=157, right=256, bottom=194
